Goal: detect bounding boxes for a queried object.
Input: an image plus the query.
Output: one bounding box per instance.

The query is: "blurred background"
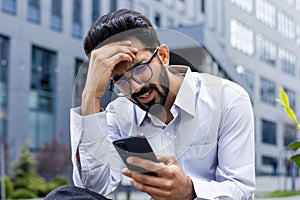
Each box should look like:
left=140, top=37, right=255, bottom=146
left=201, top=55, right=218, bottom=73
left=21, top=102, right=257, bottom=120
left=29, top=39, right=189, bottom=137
left=0, top=0, right=300, bottom=199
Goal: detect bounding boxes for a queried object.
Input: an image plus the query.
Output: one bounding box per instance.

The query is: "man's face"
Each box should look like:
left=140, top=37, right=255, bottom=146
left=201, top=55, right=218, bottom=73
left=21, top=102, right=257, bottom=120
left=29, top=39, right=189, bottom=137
left=111, top=39, right=170, bottom=114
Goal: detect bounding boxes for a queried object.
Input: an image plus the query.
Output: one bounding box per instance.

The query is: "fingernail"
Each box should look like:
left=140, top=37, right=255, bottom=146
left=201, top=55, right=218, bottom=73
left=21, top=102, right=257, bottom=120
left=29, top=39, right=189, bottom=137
left=130, top=178, right=134, bottom=184
left=122, top=168, right=128, bottom=175
left=127, top=157, right=133, bottom=164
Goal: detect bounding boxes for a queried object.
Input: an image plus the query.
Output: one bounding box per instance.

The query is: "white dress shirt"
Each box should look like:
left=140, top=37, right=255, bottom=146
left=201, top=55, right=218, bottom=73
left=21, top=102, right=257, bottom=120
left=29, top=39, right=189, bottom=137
left=70, top=66, right=256, bottom=199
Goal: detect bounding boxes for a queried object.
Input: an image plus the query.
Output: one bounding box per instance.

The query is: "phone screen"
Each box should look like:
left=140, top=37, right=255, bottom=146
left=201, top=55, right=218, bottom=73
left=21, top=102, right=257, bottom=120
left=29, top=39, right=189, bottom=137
left=113, top=136, right=158, bottom=176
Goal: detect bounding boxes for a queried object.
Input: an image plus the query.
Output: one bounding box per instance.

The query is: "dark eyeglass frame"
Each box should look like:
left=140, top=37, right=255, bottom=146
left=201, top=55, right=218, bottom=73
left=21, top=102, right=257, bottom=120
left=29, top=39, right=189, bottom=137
left=109, top=47, right=159, bottom=96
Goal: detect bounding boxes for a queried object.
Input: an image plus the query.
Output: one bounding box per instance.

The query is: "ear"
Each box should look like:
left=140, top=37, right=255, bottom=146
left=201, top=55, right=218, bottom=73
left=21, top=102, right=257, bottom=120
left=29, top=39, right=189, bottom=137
left=157, top=44, right=170, bottom=67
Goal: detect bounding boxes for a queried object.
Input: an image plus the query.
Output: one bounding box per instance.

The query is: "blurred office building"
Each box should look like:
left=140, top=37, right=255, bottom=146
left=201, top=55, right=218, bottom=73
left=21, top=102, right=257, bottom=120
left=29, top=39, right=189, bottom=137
left=0, top=0, right=300, bottom=176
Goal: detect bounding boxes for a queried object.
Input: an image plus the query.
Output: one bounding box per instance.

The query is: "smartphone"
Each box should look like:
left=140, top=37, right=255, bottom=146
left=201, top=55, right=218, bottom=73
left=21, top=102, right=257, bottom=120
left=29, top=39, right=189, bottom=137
left=113, top=135, right=158, bottom=176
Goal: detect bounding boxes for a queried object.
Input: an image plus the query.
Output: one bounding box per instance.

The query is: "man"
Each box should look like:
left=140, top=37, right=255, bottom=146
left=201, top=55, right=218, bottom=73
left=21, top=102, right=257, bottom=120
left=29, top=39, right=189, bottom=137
left=46, top=9, right=255, bottom=199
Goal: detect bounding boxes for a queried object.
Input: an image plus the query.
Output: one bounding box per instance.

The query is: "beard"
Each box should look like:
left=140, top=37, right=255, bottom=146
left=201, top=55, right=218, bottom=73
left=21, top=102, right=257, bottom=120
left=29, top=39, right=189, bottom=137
left=131, top=65, right=169, bottom=115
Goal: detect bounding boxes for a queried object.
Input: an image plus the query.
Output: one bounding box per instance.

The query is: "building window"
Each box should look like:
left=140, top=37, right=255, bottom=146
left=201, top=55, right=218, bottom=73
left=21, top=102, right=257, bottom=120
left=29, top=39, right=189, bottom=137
left=2, top=0, right=16, bottom=15
left=72, top=0, right=82, bottom=38
left=230, top=0, right=253, bottom=13
left=154, top=12, right=161, bottom=27
left=200, top=0, right=205, bottom=13
left=296, top=26, right=300, bottom=47
left=296, top=0, right=300, bottom=12
left=167, top=17, right=174, bottom=28
left=28, top=0, right=41, bottom=24
left=230, top=19, right=254, bottom=56
left=256, top=34, right=276, bottom=66
left=73, top=58, right=88, bottom=107
left=260, top=77, right=276, bottom=105
left=255, top=0, right=276, bottom=28
left=92, top=0, right=101, bottom=23
left=262, top=155, right=275, bottom=166
left=30, top=46, right=56, bottom=150
left=284, top=124, right=296, bottom=146
left=261, top=119, right=277, bottom=145
left=51, top=0, right=63, bottom=31
left=283, top=87, right=296, bottom=111
left=235, top=65, right=254, bottom=93
left=283, top=0, right=295, bottom=6
left=277, top=11, right=296, bottom=41
left=278, top=47, right=296, bottom=76
left=0, top=35, right=9, bottom=142
left=110, top=0, right=117, bottom=11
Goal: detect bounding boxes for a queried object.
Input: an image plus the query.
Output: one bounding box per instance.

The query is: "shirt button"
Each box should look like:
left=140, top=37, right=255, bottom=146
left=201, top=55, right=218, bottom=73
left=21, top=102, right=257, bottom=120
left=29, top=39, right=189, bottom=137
left=165, top=132, right=170, bottom=137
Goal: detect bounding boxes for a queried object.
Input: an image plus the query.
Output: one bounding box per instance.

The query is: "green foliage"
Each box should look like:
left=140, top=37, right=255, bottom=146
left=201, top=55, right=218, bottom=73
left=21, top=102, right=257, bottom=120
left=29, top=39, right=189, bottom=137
left=0, top=175, right=14, bottom=198
left=277, top=87, right=300, bottom=168
left=10, top=188, right=37, bottom=199
left=11, top=141, right=38, bottom=190
left=9, top=141, right=69, bottom=198
left=276, top=87, right=300, bottom=130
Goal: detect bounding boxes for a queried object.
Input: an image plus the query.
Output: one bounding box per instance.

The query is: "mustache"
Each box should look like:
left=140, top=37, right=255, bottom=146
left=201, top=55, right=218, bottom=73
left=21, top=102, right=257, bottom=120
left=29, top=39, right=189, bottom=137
left=131, top=84, right=157, bottom=98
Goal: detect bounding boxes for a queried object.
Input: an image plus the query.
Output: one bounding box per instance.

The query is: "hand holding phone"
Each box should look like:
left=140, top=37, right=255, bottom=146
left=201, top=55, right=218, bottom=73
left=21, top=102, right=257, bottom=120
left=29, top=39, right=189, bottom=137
left=113, top=135, right=158, bottom=176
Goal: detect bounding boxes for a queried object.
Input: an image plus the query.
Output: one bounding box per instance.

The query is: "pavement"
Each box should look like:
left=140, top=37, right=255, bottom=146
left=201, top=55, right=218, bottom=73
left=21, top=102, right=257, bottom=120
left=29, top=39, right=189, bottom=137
left=107, top=176, right=300, bottom=200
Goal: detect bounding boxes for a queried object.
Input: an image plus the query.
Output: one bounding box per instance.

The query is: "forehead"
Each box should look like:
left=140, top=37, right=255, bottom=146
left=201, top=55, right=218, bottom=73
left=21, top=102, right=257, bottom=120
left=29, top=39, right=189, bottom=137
left=112, top=48, right=153, bottom=77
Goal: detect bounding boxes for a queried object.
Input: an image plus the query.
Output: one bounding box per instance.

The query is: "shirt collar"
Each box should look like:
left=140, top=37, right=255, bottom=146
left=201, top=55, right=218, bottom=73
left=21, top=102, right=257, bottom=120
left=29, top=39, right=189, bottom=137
left=172, top=66, right=196, bottom=117
left=134, top=66, right=197, bottom=126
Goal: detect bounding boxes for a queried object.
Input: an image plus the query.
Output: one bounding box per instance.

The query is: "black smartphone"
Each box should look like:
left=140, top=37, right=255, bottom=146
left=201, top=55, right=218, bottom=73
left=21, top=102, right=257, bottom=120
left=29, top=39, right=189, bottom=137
left=113, top=135, right=159, bottom=176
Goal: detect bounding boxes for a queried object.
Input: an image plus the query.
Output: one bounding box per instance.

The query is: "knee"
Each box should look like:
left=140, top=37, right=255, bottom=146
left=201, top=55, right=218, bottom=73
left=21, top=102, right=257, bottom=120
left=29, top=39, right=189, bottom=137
left=44, top=185, right=74, bottom=200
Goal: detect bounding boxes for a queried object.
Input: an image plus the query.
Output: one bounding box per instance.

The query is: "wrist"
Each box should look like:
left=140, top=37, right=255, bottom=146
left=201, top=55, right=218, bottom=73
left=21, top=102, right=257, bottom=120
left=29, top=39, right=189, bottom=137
left=81, top=91, right=101, bottom=115
left=186, top=176, right=196, bottom=200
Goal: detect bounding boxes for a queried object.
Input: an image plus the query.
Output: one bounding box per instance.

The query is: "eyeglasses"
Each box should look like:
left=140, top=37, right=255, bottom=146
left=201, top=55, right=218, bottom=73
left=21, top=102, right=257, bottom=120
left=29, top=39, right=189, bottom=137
left=109, top=48, right=159, bottom=97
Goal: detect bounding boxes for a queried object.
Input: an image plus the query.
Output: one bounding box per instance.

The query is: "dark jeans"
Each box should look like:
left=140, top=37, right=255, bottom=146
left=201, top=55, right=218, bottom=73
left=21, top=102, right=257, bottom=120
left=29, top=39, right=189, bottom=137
left=44, top=185, right=112, bottom=200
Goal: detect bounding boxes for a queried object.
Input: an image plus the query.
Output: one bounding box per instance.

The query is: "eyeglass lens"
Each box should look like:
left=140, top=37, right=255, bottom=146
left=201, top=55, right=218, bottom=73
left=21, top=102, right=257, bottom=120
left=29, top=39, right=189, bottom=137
left=113, top=64, right=152, bottom=96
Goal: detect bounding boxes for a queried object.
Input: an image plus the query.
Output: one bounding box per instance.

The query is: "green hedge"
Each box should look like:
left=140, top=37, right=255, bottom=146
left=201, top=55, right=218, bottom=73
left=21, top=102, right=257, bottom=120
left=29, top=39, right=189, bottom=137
left=10, top=188, right=37, bottom=199
left=0, top=176, right=14, bottom=198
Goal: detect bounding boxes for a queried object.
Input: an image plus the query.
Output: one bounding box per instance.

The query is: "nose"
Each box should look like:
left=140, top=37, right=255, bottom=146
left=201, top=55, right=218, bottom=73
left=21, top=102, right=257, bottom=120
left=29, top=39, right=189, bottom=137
left=130, top=79, right=145, bottom=94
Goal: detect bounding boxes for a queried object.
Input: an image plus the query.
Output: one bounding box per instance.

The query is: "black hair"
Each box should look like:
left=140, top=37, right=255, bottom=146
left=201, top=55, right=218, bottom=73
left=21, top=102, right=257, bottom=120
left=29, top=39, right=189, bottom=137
left=84, top=9, right=161, bottom=56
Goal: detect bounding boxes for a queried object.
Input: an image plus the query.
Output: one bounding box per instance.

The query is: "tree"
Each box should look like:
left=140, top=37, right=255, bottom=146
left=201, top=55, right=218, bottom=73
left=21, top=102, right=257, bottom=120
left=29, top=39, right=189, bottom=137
left=277, top=87, right=300, bottom=167
left=36, top=136, right=71, bottom=180
left=10, top=141, right=48, bottom=196
left=11, top=141, right=38, bottom=189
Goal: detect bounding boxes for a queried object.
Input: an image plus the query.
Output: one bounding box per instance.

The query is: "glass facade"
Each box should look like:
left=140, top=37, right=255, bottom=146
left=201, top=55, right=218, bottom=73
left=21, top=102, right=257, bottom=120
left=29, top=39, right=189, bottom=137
left=73, top=58, right=88, bottom=107
left=30, top=46, right=56, bottom=150
left=51, top=0, right=63, bottom=31
left=92, top=0, right=101, bottom=23
left=296, top=0, right=300, bottom=12
left=278, top=47, right=296, bottom=76
left=261, top=119, right=277, bottom=145
left=284, top=124, right=296, bottom=146
left=2, top=0, right=16, bottom=14
left=255, top=0, right=276, bottom=28
left=110, top=0, right=117, bottom=11
left=28, top=0, right=41, bottom=24
left=278, top=11, right=296, bottom=41
left=235, top=65, right=254, bottom=93
left=154, top=12, right=161, bottom=27
left=0, top=36, right=9, bottom=141
left=230, top=19, right=254, bottom=56
left=72, top=0, right=82, bottom=38
left=230, top=0, right=253, bottom=13
left=283, top=87, right=296, bottom=111
left=256, top=34, right=276, bottom=66
left=260, top=77, right=276, bottom=105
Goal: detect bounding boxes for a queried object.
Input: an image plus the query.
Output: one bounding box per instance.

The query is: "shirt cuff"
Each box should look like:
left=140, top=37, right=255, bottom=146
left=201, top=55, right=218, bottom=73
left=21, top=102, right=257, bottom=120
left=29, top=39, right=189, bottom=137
left=189, top=176, right=233, bottom=200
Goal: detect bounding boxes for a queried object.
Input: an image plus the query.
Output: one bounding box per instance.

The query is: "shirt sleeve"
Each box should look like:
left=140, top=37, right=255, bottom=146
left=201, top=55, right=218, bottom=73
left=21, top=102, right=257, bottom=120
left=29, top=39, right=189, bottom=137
left=191, top=87, right=255, bottom=199
left=70, top=107, right=123, bottom=196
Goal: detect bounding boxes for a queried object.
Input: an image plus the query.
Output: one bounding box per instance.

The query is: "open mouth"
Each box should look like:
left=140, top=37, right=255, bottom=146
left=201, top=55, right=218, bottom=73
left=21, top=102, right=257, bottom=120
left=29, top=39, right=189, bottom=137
left=137, top=89, right=154, bottom=104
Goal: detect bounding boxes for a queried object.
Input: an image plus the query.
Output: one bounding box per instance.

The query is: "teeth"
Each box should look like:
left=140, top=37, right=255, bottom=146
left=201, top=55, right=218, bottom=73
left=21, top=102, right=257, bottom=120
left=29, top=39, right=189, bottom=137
left=140, top=91, right=150, bottom=98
